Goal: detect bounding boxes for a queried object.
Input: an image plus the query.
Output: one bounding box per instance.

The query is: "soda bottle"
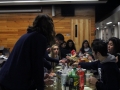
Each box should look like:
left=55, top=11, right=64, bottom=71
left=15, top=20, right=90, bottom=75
left=77, top=65, right=84, bottom=90
left=68, top=67, right=79, bottom=90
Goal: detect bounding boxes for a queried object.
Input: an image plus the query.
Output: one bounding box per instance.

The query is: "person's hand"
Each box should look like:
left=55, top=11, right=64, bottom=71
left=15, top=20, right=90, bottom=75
left=89, top=76, right=98, bottom=85
left=72, top=62, right=78, bottom=67
left=44, top=78, right=54, bottom=85
left=66, top=56, right=70, bottom=60
left=44, top=73, right=50, bottom=79
left=88, top=55, right=93, bottom=60
left=59, top=59, right=67, bottom=64
left=46, top=48, right=51, bottom=53
left=49, top=73, right=56, bottom=77
left=116, top=56, right=118, bottom=62
left=47, top=69, right=54, bottom=73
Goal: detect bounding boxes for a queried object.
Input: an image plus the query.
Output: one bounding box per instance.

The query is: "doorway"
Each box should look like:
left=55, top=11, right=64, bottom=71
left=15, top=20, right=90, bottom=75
left=71, top=18, right=91, bottom=52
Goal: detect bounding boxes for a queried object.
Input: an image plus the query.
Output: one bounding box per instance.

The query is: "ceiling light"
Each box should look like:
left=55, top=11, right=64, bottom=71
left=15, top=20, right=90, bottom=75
left=106, top=22, right=112, bottom=25
left=97, top=27, right=99, bottom=30
left=113, top=25, right=115, bottom=26
left=118, top=22, right=120, bottom=25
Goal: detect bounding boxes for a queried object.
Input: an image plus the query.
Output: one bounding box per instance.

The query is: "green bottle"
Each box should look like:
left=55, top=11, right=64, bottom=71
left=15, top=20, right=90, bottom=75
left=68, top=68, right=79, bottom=90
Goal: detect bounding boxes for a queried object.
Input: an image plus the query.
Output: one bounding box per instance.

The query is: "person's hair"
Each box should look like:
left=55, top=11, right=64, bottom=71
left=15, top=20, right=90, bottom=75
left=80, top=40, right=91, bottom=53
left=55, top=33, right=64, bottom=41
left=66, top=39, right=76, bottom=51
left=91, top=40, right=108, bottom=56
left=27, top=14, right=55, bottom=45
left=108, top=37, right=120, bottom=55
left=50, top=44, right=61, bottom=59
left=60, top=41, right=66, bottom=48
left=92, top=39, right=101, bottom=42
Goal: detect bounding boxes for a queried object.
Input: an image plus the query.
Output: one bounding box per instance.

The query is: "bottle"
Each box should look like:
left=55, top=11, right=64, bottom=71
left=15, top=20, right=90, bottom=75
left=65, top=82, right=69, bottom=90
left=77, top=66, right=84, bottom=90
left=85, top=70, right=91, bottom=87
left=68, top=67, right=79, bottom=90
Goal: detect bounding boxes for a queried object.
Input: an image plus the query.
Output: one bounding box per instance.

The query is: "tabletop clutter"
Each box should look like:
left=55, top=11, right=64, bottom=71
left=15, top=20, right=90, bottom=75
left=45, top=50, right=96, bottom=90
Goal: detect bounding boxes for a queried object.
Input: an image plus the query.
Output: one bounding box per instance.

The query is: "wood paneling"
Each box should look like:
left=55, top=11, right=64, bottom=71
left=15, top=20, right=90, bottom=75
left=71, top=18, right=92, bottom=52
left=0, top=6, right=95, bottom=51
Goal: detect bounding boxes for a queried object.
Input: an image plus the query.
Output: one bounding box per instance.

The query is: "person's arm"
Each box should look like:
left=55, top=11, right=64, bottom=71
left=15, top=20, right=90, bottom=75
left=44, top=58, right=52, bottom=71
left=45, top=51, right=59, bottom=63
left=96, top=64, right=120, bottom=90
left=79, top=61, right=100, bottom=70
left=31, top=35, right=47, bottom=90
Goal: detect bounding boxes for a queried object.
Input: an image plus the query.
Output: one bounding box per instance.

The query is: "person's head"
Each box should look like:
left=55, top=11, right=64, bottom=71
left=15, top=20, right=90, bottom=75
left=91, top=40, right=107, bottom=61
left=60, top=41, right=66, bottom=48
left=51, top=44, right=59, bottom=55
left=55, top=33, right=64, bottom=45
left=27, top=14, right=55, bottom=45
left=80, top=40, right=91, bottom=53
left=50, top=44, right=60, bottom=59
left=108, top=37, right=120, bottom=55
left=66, top=39, right=76, bottom=51
left=67, top=39, right=74, bottom=47
left=82, top=40, right=90, bottom=48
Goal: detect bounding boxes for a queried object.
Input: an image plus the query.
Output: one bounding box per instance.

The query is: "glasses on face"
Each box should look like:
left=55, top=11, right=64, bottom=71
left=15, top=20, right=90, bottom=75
left=53, top=48, right=59, bottom=50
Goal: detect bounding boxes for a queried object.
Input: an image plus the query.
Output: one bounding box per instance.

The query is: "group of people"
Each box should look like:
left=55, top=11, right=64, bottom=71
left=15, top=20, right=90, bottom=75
left=0, top=14, right=120, bottom=90
left=76, top=37, right=120, bottom=90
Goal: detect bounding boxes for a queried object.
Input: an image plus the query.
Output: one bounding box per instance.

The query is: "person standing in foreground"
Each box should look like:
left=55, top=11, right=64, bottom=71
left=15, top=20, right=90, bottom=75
left=89, top=40, right=120, bottom=90
left=0, top=14, right=55, bottom=90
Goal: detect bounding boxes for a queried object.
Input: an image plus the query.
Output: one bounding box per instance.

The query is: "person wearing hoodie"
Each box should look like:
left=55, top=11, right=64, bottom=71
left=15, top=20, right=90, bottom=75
left=89, top=40, right=120, bottom=90
left=108, top=37, right=120, bottom=68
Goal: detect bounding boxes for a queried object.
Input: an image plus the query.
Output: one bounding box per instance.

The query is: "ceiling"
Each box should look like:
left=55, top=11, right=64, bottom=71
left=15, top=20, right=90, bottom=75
left=96, top=5, right=120, bottom=29
left=0, top=0, right=107, bottom=5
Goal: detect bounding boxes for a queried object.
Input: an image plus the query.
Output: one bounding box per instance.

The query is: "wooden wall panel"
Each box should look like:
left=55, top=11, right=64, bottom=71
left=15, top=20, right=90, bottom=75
left=0, top=6, right=95, bottom=51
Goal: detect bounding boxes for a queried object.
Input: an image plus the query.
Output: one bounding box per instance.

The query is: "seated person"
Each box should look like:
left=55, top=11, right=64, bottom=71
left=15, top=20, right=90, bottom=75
left=89, top=40, right=120, bottom=90
left=66, top=39, right=76, bottom=51
left=78, top=40, right=92, bottom=56
left=48, top=44, right=60, bottom=68
left=60, top=41, right=66, bottom=49
left=55, top=33, right=70, bottom=58
left=108, top=37, right=120, bottom=68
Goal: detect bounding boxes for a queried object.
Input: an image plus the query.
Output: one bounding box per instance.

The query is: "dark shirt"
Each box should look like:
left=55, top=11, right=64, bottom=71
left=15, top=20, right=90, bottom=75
left=79, top=60, right=101, bottom=70
left=96, top=62, right=120, bottom=90
left=43, top=58, right=51, bottom=70
left=59, top=47, right=70, bottom=59
left=0, top=32, right=47, bottom=90
left=79, top=61, right=101, bottom=75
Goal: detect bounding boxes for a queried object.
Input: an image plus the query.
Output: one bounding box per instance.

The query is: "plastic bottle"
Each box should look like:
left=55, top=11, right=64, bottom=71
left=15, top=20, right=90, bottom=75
left=77, top=65, right=85, bottom=90
left=68, top=67, right=79, bottom=90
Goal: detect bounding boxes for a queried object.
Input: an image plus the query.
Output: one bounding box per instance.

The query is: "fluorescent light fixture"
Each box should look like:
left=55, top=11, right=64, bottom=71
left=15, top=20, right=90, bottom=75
left=106, top=22, right=112, bottom=25
left=97, top=27, right=99, bottom=30
left=0, top=9, right=41, bottom=13
left=0, top=0, right=99, bottom=3
left=118, top=22, right=120, bottom=25
left=40, top=0, right=98, bottom=1
left=113, top=25, right=115, bottom=26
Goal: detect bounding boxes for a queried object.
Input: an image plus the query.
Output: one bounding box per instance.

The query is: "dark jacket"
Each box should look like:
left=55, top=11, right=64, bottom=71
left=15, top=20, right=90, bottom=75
left=79, top=60, right=101, bottom=76
left=59, top=47, right=70, bottom=59
left=79, top=60, right=101, bottom=71
left=43, top=58, right=52, bottom=70
left=0, top=31, right=47, bottom=90
left=96, top=54, right=120, bottom=90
